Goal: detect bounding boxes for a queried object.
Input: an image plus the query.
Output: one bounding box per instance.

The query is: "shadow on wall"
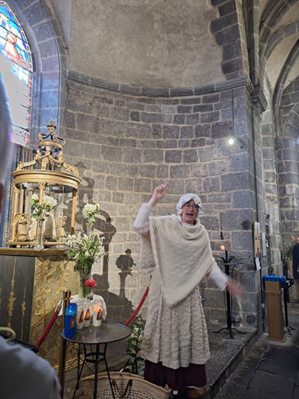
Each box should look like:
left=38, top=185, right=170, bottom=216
left=67, top=161, right=139, bottom=325
left=92, top=245, right=138, bottom=325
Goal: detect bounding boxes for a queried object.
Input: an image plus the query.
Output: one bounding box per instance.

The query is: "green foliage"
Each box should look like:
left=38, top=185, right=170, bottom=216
left=125, top=321, right=145, bottom=375
left=66, top=231, right=106, bottom=273
left=280, top=241, right=294, bottom=261
left=82, top=203, right=101, bottom=224
left=30, top=194, right=57, bottom=221
left=65, top=203, right=106, bottom=274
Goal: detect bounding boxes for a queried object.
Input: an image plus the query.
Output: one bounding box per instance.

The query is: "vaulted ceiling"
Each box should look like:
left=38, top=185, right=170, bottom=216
left=257, top=0, right=299, bottom=96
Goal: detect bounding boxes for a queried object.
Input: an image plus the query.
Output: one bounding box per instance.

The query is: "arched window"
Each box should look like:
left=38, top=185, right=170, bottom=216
left=0, top=1, right=33, bottom=147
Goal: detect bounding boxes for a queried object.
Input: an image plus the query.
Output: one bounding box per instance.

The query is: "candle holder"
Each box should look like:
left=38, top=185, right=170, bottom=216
left=214, top=247, right=245, bottom=339
left=76, top=300, right=85, bottom=330
left=92, top=302, right=103, bottom=327
left=83, top=299, right=91, bottom=328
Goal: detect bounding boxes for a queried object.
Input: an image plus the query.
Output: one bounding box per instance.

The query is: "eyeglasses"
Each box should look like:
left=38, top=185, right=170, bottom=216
left=183, top=203, right=199, bottom=210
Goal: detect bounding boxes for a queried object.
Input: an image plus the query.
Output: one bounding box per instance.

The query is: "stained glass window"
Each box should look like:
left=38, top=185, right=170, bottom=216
left=0, top=1, right=32, bottom=147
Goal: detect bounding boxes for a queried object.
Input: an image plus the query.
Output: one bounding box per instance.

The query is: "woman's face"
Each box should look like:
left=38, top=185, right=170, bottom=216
left=181, top=199, right=199, bottom=224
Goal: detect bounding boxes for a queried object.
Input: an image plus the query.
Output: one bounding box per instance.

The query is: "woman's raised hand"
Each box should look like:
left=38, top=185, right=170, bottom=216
left=154, top=182, right=168, bottom=199
left=148, top=182, right=169, bottom=207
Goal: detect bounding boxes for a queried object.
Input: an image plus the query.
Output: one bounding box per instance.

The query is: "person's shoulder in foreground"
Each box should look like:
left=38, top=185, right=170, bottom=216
left=0, top=335, right=61, bottom=398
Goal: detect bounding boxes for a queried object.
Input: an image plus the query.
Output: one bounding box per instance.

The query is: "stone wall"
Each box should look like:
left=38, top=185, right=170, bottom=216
left=62, top=74, right=261, bottom=328
left=211, top=0, right=249, bottom=80
left=278, top=78, right=299, bottom=242
left=261, top=81, right=283, bottom=274
left=66, top=0, right=224, bottom=88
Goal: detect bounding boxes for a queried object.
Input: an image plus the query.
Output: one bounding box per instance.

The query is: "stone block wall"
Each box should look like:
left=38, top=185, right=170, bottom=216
left=211, top=0, right=249, bottom=80
left=278, top=78, right=299, bottom=241
left=262, top=84, right=282, bottom=273
left=62, top=75, right=260, bottom=327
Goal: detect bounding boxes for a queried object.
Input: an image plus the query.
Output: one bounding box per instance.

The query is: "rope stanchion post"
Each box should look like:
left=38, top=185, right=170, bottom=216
left=35, top=301, right=62, bottom=348
left=58, top=290, right=71, bottom=399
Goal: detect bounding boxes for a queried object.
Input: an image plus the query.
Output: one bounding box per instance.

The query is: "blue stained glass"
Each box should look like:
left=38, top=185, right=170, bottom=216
left=0, top=1, right=32, bottom=147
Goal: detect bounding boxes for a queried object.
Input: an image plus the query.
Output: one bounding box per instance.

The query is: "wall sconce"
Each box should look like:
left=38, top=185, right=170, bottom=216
left=227, top=136, right=247, bottom=149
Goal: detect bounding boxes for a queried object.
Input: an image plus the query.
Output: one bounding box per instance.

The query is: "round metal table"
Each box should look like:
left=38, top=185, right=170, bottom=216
left=61, top=321, right=131, bottom=399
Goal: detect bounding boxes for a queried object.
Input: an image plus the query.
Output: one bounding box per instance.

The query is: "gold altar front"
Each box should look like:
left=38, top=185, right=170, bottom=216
left=0, top=248, right=79, bottom=369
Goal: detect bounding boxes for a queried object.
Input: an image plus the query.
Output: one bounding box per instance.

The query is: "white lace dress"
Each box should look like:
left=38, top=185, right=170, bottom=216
left=134, top=204, right=228, bottom=370
left=141, top=265, right=210, bottom=368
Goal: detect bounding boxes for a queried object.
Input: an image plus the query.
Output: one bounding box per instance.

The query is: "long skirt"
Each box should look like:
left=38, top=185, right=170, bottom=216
left=144, top=360, right=207, bottom=390
left=141, top=272, right=210, bottom=369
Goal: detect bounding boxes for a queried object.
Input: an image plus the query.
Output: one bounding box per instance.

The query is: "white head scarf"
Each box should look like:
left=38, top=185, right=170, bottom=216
left=176, top=193, right=202, bottom=216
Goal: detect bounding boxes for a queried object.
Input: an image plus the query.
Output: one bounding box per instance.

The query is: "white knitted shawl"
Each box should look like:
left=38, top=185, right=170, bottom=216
left=138, top=214, right=217, bottom=307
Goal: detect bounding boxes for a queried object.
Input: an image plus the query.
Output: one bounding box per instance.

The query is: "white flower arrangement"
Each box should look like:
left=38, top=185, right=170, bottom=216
left=82, top=203, right=100, bottom=224
left=30, top=194, right=57, bottom=221
left=66, top=231, right=106, bottom=271
left=65, top=203, right=106, bottom=274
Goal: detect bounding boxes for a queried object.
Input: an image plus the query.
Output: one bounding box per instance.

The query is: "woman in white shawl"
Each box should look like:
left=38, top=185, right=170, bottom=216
left=133, top=183, right=242, bottom=399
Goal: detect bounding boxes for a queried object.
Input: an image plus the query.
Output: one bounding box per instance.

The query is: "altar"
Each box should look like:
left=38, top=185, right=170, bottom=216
left=0, top=247, right=79, bottom=368
left=0, top=121, right=83, bottom=369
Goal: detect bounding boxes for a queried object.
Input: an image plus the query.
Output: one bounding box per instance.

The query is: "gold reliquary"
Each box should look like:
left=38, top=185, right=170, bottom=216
left=7, top=121, right=81, bottom=248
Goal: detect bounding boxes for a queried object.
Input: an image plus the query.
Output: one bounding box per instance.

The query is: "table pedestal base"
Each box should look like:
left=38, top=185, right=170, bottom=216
left=60, top=322, right=131, bottom=399
left=73, top=343, right=115, bottom=399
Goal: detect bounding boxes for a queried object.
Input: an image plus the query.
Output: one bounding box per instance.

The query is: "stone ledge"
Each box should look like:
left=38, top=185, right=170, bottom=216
left=0, top=247, right=67, bottom=257
left=206, top=325, right=257, bottom=398
left=67, top=69, right=251, bottom=98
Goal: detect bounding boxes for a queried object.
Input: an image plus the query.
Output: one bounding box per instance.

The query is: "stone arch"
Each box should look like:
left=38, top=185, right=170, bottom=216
left=242, top=0, right=259, bottom=85
left=287, top=102, right=299, bottom=131
left=8, top=0, right=66, bottom=143
left=273, top=39, right=299, bottom=136
left=264, top=22, right=298, bottom=59
left=260, top=22, right=298, bottom=84
left=260, top=0, right=297, bottom=44
left=210, top=0, right=247, bottom=80
left=259, top=0, right=298, bottom=103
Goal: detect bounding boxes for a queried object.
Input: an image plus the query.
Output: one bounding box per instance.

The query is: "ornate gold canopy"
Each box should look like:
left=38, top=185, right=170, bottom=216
left=7, top=122, right=81, bottom=248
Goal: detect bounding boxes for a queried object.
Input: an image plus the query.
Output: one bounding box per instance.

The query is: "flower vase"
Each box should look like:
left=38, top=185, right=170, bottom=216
left=34, top=220, right=44, bottom=250
left=86, top=223, right=93, bottom=235
left=78, top=270, right=92, bottom=299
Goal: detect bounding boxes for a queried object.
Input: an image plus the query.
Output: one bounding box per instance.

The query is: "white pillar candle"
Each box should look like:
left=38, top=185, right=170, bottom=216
left=92, top=303, right=102, bottom=327
left=83, top=299, right=91, bottom=327
left=76, top=301, right=85, bottom=330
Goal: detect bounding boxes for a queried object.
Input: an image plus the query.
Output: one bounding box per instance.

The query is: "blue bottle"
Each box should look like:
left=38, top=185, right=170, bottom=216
left=64, top=303, right=77, bottom=338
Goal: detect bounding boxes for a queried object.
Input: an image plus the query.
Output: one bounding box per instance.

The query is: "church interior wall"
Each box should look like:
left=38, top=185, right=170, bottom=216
left=261, top=82, right=281, bottom=274
left=66, top=0, right=225, bottom=88
left=2, top=0, right=299, bottom=350
left=278, top=78, right=299, bottom=242
left=63, top=74, right=260, bottom=327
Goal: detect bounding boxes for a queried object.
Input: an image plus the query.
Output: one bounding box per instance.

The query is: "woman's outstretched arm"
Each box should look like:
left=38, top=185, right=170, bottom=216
left=133, top=182, right=168, bottom=236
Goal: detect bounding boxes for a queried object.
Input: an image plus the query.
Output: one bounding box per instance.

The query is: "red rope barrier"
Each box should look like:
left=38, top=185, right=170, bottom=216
left=35, top=301, right=62, bottom=347
left=124, top=286, right=149, bottom=326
